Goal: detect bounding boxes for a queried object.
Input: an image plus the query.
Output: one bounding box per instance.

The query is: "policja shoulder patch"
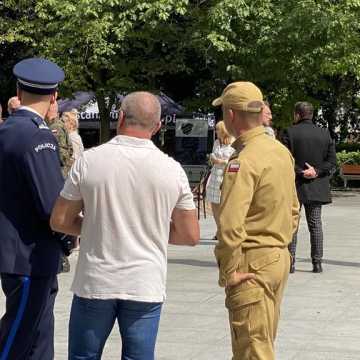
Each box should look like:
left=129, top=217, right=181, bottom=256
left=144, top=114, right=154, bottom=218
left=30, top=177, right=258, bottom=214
left=228, top=162, right=240, bottom=173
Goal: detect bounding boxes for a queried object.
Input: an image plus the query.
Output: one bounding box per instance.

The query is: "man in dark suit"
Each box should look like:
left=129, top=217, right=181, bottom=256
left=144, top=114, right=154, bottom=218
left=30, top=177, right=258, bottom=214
left=282, top=102, right=336, bottom=273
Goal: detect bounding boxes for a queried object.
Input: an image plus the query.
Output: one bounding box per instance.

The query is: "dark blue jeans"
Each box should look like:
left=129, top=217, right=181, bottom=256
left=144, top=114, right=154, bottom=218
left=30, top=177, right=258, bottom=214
left=68, top=295, right=162, bottom=360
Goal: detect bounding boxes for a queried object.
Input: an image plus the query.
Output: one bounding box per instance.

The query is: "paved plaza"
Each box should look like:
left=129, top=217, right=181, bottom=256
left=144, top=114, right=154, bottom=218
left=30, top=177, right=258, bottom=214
left=1, top=191, right=359, bottom=359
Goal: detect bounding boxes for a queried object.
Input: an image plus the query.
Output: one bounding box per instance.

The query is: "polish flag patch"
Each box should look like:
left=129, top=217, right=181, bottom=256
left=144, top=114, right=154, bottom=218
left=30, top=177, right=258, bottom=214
left=228, top=163, right=240, bottom=173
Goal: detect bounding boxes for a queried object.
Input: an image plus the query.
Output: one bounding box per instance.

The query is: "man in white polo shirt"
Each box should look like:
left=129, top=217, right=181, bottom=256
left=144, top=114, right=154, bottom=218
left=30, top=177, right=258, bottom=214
left=50, top=91, right=199, bottom=360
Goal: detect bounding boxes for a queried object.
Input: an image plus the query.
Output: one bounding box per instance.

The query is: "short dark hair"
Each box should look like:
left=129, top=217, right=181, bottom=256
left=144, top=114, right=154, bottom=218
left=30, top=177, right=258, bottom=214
left=294, top=102, right=314, bottom=120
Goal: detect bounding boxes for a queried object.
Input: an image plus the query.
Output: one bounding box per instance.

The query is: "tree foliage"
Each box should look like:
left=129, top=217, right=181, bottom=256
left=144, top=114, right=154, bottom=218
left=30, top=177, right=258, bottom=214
left=201, top=0, right=360, bottom=135
left=1, top=0, right=360, bottom=141
left=1, top=0, right=191, bottom=141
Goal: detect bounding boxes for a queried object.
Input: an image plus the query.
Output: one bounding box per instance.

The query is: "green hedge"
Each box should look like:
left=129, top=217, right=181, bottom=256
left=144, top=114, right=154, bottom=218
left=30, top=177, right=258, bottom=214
left=336, top=142, right=360, bottom=153
left=332, top=151, right=360, bottom=187
left=336, top=151, right=360, bottom=165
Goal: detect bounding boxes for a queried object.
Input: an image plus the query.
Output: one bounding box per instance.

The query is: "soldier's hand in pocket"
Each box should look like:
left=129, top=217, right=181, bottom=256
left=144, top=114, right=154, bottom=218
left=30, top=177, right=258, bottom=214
left=227, top=271, right=256, bottom=287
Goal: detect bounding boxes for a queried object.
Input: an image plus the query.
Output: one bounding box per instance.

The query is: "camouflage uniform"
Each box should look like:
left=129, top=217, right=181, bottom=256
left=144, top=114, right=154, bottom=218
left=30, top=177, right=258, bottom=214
left=47, top=117, right=74, bottom=273
left=48, top=117, right=73, bottom=178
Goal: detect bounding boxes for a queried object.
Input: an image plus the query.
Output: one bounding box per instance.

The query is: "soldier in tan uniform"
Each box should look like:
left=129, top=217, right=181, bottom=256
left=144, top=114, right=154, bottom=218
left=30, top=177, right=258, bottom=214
left=212, top=82, right=299, bottom=360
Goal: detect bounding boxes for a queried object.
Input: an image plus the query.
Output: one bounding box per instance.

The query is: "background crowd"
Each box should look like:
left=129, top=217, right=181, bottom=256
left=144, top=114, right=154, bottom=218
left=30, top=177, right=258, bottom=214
left=0, top=2, right=358, bottom=359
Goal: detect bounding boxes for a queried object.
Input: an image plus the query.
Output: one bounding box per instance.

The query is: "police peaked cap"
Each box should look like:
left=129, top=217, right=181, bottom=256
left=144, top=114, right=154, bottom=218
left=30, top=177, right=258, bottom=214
left=13, top=58, right=65, bottom=95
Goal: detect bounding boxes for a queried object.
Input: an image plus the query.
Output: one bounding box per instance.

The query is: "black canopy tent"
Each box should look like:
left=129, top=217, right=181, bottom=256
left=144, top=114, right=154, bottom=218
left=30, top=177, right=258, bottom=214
left=58, top=92, right=215, bottom=165
left=58, top=91, right=185, bottom=121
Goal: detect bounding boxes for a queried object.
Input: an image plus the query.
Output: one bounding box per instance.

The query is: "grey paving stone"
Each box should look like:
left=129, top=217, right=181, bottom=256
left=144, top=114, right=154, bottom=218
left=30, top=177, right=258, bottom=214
left=0, top=191, right=359, bottom=359
left=293, top=351, right=360, bottom=360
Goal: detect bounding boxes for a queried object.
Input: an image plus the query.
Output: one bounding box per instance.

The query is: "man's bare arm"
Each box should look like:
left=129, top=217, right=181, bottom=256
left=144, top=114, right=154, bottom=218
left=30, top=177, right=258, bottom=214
left=50, top=196, right=84, bottom=236
left=169, top=208, right=200, bottom=246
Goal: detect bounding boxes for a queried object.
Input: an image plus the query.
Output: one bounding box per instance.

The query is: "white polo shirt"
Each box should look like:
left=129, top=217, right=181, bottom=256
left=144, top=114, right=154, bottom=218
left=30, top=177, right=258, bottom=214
left=61, top=135, right=195, bottom=302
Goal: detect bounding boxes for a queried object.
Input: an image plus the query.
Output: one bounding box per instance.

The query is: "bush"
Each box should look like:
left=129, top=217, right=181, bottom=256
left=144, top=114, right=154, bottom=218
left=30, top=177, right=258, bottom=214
left=336, top=151, right=360, bottom=165
left=336, top=142, right=360, bottom=153
left=332, top=151, right=360, bottom=187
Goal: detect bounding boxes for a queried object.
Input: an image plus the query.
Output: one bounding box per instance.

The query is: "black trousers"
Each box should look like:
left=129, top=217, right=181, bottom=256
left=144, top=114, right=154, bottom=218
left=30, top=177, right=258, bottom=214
left=289, top=203, right=323, bottom=263
left=0, top=274, right=58, bottom=360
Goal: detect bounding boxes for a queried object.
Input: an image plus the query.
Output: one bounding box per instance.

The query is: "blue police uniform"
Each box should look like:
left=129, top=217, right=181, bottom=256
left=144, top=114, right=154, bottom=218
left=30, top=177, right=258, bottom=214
left=0, top=58, right=65, bottom=360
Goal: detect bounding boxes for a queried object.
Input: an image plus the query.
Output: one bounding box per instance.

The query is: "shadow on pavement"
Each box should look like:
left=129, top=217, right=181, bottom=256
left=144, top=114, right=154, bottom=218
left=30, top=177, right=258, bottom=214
left=292, top=269, right=313, bottom=273
left=168, top=259, right=217, bottom=267
left=298, top=257, right=360, bottom=268
left=169, top=256, right=360, bottom=269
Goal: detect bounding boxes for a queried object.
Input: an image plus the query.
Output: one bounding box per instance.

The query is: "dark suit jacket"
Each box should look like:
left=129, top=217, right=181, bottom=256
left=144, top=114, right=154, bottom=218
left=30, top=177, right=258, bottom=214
left=282, top=119, right=336, bottom=205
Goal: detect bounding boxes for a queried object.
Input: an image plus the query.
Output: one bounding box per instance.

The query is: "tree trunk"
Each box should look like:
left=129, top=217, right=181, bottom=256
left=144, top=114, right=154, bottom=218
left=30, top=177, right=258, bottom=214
left=96, top=92, right=110, bottom=144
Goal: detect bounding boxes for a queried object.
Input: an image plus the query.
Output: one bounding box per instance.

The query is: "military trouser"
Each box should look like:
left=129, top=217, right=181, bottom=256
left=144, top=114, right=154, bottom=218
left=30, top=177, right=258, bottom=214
left=225, top=247, right=291, bottom=360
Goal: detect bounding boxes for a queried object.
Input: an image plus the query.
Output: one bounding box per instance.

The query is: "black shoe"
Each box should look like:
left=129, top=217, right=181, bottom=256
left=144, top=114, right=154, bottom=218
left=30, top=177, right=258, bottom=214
left=312, top=262, right=323, bottom=273
left=290, top=263, right=295, bottom=274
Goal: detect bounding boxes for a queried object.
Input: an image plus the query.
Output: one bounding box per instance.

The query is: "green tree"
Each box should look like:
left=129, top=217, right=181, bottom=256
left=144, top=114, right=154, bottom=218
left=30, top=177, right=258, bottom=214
left=201, top=0, right=360, bottom=133
left=0, top=1, right=35, bottom=112
left=1, top=0, right=190, bottom=141
left=2, top=0, right=360, bottom=140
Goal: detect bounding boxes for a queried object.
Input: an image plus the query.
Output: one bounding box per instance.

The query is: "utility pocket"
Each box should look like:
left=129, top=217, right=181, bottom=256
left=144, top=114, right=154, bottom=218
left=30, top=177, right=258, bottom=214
left=226, top=287, right=268, bottom=346
left=249, top=249, right=280, bottom=272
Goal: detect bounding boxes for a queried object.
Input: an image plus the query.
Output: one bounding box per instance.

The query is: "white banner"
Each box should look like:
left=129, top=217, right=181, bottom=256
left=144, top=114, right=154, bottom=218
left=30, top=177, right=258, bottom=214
left=175, top=119, right=208, bottom=138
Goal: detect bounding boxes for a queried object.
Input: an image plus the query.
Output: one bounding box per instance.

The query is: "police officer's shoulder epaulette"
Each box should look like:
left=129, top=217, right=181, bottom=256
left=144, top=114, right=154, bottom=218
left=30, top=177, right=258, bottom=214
left=30, top=116, right=42, bottom=127
left=30, top=116, right=50, bottom=130
left=39, top=121, right=49, bottom=130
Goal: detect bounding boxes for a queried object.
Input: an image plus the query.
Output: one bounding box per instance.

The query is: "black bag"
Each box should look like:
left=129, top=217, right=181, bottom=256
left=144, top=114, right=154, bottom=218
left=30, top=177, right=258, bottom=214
left=55, top=232, right=77, bottom=256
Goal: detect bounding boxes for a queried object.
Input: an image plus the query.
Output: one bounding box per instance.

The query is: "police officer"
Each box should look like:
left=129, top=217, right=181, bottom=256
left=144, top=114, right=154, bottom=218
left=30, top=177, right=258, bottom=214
left=0, top=58, right=66, bottom=359
left=212, top=82, right=300, bottom=360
